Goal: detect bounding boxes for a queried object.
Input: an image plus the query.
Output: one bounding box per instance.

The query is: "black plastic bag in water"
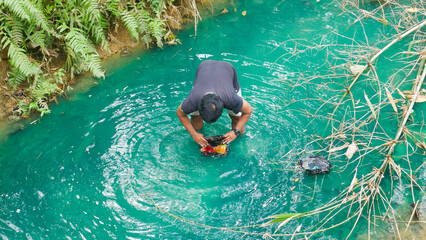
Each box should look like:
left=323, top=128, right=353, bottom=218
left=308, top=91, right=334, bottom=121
left=204, top=135, right=225, bottom=146
left=201, top=135, right=229, bottom=157
left=298, top=155, right=330, bottom=175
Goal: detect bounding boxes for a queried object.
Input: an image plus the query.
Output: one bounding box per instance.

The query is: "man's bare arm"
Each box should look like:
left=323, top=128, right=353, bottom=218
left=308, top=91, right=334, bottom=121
left=223, top=99, right=253, bottom=144
left=176, top=104, right=208, bottom=147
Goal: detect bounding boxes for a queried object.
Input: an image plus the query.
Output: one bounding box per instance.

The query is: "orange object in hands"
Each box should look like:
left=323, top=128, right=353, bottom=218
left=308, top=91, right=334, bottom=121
left=200, top=135, right=229, bottom=157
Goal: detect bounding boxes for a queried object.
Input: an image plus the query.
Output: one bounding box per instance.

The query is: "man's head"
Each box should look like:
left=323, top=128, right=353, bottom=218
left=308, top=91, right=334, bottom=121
left=199, top=93, right=223, bottom=123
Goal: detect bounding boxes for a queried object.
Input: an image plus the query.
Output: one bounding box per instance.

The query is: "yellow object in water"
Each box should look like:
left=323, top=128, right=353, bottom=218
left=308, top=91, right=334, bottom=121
left=201, top=144, right=229, bottom=157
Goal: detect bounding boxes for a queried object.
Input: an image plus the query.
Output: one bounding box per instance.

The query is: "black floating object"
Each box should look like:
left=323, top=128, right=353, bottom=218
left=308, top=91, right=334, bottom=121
left=204, top=135, right=225, bottom=146
left=201, top=135, right=229, bottom=157
left=298, top=155, right=330, bottom=175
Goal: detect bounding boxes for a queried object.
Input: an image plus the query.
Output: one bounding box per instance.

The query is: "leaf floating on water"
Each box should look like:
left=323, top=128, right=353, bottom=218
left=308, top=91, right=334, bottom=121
left=348, top=171, right=357, bottom=193
left=378, top=18, right=388, bottom=25
left=290, top=186, right=295, bottom=191
left=349, top=64, right=365, bottom=75
left=242, top=10, right=247, bottom=16
left=407, top=94, right=426, bottom=102
left=405, top=7, right=419, bottom=13
left=345, top=142, right=358, bottom=160
left=385, top=87, right=398, bottom=113
left=262, top=212, right=305, bottom=227
left=234, top=8, right=237, bottom=12
left=416, top=142, right=426, bottom=150
left=364, top=92, right=376, bottom=119
left=328, top=142, right=349, bottom=153
left=220, top=8, right=228, bottom=14
left=294, top=178, right=299, bottom=183
left=397, top=88, right=406, bottom=99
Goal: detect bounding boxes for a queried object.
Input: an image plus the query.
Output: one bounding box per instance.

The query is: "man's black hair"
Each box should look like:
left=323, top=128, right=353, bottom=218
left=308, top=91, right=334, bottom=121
left=199, top=93, right=223, bottom=123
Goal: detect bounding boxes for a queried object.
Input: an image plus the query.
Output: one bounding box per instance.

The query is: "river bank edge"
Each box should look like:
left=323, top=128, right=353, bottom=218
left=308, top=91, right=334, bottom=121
left=0, top=0, right=234, bottom=141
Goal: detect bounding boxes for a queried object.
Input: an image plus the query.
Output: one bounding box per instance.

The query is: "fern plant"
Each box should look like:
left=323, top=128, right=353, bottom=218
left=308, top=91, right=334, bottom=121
left=7, top=67, right=28, bottom=89
left=1, top=0, right=191, bottom=117
left=27, top=73, right=63, bottom=116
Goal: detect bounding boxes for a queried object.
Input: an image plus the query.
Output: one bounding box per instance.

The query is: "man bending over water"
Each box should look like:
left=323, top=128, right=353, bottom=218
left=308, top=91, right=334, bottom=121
left=176, top=60, right=253, bottom=147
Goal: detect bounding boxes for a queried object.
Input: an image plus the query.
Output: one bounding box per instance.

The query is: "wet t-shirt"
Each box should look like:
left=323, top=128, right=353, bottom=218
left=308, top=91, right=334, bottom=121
left=181, top=60, right=243, bottom=114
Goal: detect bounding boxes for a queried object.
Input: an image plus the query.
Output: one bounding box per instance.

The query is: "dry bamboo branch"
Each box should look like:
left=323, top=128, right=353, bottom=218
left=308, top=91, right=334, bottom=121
left=388, top=52, right=426, bottom=155
left=329, top=20, right=426, bottom=122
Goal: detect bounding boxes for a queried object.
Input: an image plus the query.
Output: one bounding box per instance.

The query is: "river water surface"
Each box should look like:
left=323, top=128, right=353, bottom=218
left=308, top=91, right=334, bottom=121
left=1, top=0, right=425, bottom=239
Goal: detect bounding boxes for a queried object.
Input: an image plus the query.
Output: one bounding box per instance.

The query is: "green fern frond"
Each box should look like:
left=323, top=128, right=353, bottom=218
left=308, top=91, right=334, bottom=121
left=4, top=37, right=40, bottom=76
left=149, top=18, right=164, bottom=48
left=105, top=0, right=121, bottom=17
left=7, top=67, right=28, bottom=89
left=121, top=10, right=139, bottom=41
left=1, top=0, right=50, bottom=34
left=27, top=30, right=47, bottom=50
left=136, top=9, right=150, bottom=36
left=22, top=0, right=50, bottom=33
left=85, top=54, right=104, bottom=78
left=0, top=0, right=31, bottom=22
left=147, top=0, right=164, bottom=17
left=65, top=28, right=96, bottom=55
left=65, top=28, right=104, bottom=78
left=82, top=0, right=103, bottom=23
left=81, top=0, right=108, bottom=49
left=89, top=20, right=108, bottom=50
left=10, top=15, right=24, bottom=45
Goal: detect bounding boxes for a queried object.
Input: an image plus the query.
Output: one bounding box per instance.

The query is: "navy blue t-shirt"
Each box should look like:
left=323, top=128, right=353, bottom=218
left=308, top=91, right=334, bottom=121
left=181, top=60, right=243, bottom=114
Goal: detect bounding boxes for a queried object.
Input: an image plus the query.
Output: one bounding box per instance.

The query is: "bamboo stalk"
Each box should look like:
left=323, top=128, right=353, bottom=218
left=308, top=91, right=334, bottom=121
left=329, top=20, right=426, bottom=123
left=388, top=53, right=426, bottom=155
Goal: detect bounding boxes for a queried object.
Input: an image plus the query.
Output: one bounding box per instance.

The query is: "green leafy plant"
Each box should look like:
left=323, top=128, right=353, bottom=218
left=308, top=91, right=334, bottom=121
left=7, top=67, right=28, bottom=89
left=1, top=0, right=198, bottom=117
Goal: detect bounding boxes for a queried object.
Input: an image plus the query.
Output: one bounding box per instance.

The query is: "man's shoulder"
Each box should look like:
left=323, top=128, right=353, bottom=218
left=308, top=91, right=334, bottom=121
left=200, top=60, right=234, bottom=68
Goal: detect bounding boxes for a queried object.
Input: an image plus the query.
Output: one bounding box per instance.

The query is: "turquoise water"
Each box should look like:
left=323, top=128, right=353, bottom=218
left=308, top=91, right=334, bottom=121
left=1, top=0, right=425, bottom=239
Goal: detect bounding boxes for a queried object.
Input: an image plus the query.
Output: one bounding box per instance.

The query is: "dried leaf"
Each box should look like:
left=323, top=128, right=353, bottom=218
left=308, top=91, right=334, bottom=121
left=348, top=172, right=357, bottom=193
left=416, top=142, right=426, bottom=150
left=293, top=224, right=302, bottom=236
left=406, top=94, right=426, bottom=102
left=385, top=87, right=398, bottom=113
left=403, top=90, right=413, bottom=94
left=388, top=157, right=401, bottom=177
left=405, top=8, right=419, bottom=13
left=290, top=186, right=295, bottom=191
left=378, top=18, right=388, bottom=25
left=397, top=88, right=406, bottom=99
left=294, top=178, right=299, bottom=183
left=242, top=10, right=247, bottom=16
left=349, top=64, right=365, bottom=75
left=328, top=143, right=349, bottom=153
left=364, top=92, right=376, bottom=119
left=220, top=8, right=228, bottom=14
left=345, top=142, right=358, bottom=160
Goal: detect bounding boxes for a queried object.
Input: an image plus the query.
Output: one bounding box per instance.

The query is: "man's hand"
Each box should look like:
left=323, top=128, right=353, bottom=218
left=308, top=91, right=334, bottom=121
left=192, top=132, right=209, bottom=147
left=223, top=130, right=237, bottom=145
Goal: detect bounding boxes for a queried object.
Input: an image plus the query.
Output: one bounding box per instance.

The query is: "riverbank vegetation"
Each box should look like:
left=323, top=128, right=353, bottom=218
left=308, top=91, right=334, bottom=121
left=0, top=0, right=201, bottom=118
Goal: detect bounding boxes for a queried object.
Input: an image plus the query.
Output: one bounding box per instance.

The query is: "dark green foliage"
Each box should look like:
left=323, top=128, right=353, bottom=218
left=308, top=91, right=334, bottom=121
left=7, top=67, right=28, bottom=89
left=0, top=0, right=179, bottom=116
